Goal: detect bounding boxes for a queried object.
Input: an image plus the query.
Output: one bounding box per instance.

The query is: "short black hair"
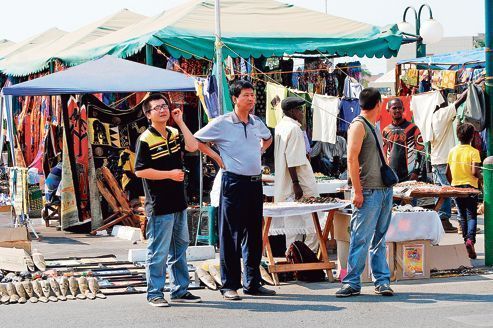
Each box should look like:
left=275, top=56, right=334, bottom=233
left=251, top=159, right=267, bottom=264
left=142, top=93, right=169, bottom=113
left=457, top=123, right=475, bottom=144
left=230, top=80, right=254, bottom=98
left=387, top=97, right=403, bottom=109
left=359, top=87, right=382, bottom=110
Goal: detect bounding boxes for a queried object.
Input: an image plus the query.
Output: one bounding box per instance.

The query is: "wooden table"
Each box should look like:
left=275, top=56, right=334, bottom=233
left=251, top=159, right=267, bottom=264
left=393, top=187, right=481, bottom=212
left=262, top=202, right=349, bottom=285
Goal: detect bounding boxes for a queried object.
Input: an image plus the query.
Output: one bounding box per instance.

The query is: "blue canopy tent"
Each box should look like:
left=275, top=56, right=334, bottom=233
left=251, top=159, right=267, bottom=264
left=397, top=47, right=486, bottom=70
left=0, top=55, right=196, bottom=230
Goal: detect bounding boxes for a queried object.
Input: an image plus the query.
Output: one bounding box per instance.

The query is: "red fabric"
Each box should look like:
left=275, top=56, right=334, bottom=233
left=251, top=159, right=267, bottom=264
left=379, top=96, right=412, bottom=132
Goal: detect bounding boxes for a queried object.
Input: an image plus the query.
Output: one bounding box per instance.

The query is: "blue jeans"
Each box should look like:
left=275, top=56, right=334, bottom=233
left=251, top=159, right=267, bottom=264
left=432, top=164, right=452, bottom=220
left=455, top=185, right=478, bottom=243
left=343, top=188, right=393, bottom=290
left=146, top=210, right=190, bottom=301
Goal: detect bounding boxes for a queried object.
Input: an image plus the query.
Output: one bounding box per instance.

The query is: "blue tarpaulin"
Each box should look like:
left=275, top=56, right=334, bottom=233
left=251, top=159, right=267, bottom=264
left=1, top=55, right=195, bottom=96
left=397, top=47, right=485, bottom=68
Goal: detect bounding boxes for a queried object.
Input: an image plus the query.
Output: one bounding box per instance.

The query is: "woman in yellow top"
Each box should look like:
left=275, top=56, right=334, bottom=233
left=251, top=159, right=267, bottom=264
left=446, top=123, right=482, bottom=259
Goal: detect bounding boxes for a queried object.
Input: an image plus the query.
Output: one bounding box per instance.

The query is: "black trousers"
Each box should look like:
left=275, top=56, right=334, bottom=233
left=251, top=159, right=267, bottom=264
left=219, top=171, right=263, bottom=292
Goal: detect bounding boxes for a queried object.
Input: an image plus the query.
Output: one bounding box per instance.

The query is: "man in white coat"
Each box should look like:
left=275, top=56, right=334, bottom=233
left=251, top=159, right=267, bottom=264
left=274, top=97, right=319, bottom=252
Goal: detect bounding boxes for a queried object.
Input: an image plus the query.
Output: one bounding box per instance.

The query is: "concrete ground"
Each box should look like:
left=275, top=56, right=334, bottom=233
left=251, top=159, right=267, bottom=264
left=1, top=213, right=492, bottom=328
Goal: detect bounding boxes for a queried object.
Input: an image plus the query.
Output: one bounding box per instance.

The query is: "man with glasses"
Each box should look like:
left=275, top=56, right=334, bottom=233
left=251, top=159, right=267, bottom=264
left=274, top=97, right=319, bottom=252
left=382, top=98, right=425, bottom=182
left=135, top=93, right=202, bottom=307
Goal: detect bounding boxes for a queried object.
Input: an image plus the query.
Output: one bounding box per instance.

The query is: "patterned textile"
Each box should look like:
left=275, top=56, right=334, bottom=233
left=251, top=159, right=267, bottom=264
left=67, top=96, right=90, bottom=220
left=60, top=124, right=80, bottom=230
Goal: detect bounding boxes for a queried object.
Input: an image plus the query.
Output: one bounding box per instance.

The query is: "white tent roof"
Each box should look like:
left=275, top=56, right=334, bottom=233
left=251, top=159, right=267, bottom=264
left=0, top=28, right=66, bottom=60
left=0, top=40, right=15, bottom=53
left=1, top=9, right=147, bottom=76
left=372, top=69, right=395, bottom=84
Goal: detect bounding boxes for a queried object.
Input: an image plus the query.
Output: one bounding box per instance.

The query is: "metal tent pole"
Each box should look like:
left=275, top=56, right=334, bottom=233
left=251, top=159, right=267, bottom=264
left=215, top=0, right=224, bottom=116
left=483, top=0, right=493, bottom=266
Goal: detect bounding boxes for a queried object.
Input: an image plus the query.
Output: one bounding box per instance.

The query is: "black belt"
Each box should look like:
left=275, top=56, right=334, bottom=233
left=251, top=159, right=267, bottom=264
left=223, top=171, right=262, bottom=182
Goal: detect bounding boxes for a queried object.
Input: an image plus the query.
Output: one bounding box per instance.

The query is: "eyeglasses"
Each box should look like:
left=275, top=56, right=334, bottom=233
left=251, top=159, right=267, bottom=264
left=149, top=104, right=169, bottom=112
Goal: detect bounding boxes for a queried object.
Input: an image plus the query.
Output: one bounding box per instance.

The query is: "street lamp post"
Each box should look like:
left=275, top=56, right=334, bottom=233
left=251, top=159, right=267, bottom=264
left=398, top=4, right=443, bottom=58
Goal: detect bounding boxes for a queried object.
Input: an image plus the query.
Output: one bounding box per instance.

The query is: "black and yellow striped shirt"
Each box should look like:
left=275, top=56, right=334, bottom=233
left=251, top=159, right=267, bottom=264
left=134, top=126, right=186, bottom=216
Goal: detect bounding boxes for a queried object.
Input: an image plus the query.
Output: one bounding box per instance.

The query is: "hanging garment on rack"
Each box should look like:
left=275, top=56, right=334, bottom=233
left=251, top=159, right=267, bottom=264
left=266, top=82, right=288, bottom=128
left=324, top=72, right=338, bottom=96
left=342, top=76, right=363, bottom=99
left=410, top=91, right=445, bottom=142
left=311, top=94, right=339, bottom=144
left=338, top=98, right=360, bottom=133
left=440, top=70, right=457, bottom=89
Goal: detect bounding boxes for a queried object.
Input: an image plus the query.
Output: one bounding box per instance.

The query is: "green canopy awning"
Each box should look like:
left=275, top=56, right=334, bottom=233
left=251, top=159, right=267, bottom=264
left=58, top=0, right=402, bottom=66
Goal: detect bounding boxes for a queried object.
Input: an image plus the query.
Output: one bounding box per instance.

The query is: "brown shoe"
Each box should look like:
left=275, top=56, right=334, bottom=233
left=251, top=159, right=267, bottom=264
left=441, top=219, right=458, bottom=233
left=466, top=240, right=477, bottom=259
left=223, top=290, right=241, bottom=301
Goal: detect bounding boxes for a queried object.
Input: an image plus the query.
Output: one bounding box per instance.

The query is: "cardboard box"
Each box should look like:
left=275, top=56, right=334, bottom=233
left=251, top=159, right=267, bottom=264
left=429, top=244, right=472, bottom=270
left=333, top=211, right=351, bottom=242
left=0, top=226, right=31, bottom=253
left=361, top=242, right=395, bottom=283
left=0, top=247, right=30, bottom=272
left=337, top=240, right=395, bottom=283
left=395, top=240, right=431, bottom=280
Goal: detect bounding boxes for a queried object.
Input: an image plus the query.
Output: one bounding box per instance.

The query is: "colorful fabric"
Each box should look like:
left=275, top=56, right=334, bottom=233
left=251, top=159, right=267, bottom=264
left=266, top=82, right=288, bottom=128
left=60, top=125, right=80, bottom=230
left=440, top=70, right=456, bottom=89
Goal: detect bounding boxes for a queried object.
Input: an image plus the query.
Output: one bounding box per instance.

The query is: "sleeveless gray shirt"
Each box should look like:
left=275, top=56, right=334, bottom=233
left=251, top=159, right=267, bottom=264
left=351, top=116, right=385, bottom=189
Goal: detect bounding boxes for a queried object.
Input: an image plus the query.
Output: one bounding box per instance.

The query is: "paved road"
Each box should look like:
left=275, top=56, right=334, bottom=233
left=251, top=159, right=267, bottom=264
left=1, top=274, right=493, bottom=328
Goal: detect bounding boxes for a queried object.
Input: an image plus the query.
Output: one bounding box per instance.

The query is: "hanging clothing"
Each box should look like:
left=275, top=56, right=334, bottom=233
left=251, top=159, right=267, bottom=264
left=342, top=76, right=363, bottom=99
left=338, top=98, right=360, bottom=133
left=410, top=91, right=445, bottom=143
left=440, top=70, right=457, bottom=89
left=311, top=94, right=339, bottom=144
left=266, top=82, right=288, bottom=128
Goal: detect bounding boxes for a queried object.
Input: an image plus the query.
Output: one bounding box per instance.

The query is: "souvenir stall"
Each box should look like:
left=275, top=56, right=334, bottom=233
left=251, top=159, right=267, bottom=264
left=1, top=56, right=196, bottom=232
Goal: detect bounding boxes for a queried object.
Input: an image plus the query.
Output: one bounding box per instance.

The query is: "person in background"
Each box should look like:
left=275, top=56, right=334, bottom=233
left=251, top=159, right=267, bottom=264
left=44, top=158, right=62, bottom=204
left=274, top=97, right=319, bottom=252
left=336, top=88, right=394, bottom=298
left=382, top=98, right=425, bottom=182
left=311, top=135, right=347, bottom=178
left=430, top=91, right=468, bottom=233
left=446, top=123, right=482, bottom=259
left=134, top=93, right=202, bottom=307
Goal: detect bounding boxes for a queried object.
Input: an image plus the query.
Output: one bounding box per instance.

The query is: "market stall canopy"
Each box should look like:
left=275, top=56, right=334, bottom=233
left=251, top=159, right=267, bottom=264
left=0, top=28, right=66, bottom=61
left=1, top=55, right=195, bottom=96
left=397, top=47, right=485, bottom=69
left=59, top=0, right=402, bottom=66
left=1, top=9, right=147, bottom=76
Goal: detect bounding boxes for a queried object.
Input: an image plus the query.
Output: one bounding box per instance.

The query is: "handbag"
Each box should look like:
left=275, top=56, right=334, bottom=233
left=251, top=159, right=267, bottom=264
left=359, top=116, right=399, bottom=187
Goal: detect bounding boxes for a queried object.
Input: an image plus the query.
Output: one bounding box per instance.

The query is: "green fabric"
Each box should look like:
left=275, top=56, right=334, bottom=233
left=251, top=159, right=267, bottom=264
left=212, top=62, right=233, bottom=114
left=62, top=24, right=401, bottom=67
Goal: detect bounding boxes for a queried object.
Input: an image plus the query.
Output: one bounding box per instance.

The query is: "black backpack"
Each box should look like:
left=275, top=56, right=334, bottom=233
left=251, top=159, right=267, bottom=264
left=285, top=241, right=326, bottom=282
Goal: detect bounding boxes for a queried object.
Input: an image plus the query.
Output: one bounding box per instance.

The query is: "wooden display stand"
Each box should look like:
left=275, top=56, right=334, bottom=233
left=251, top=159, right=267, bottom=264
left=90, top=167, right=141, bottom=235
left=262, top=210, right=337, bottom=285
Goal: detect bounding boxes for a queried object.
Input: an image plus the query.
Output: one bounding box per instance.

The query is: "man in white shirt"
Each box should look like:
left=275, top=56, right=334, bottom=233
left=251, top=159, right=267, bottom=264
left=430, top=92, right=467, bottom=233
left=274, top=97, right=319, bottom=252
